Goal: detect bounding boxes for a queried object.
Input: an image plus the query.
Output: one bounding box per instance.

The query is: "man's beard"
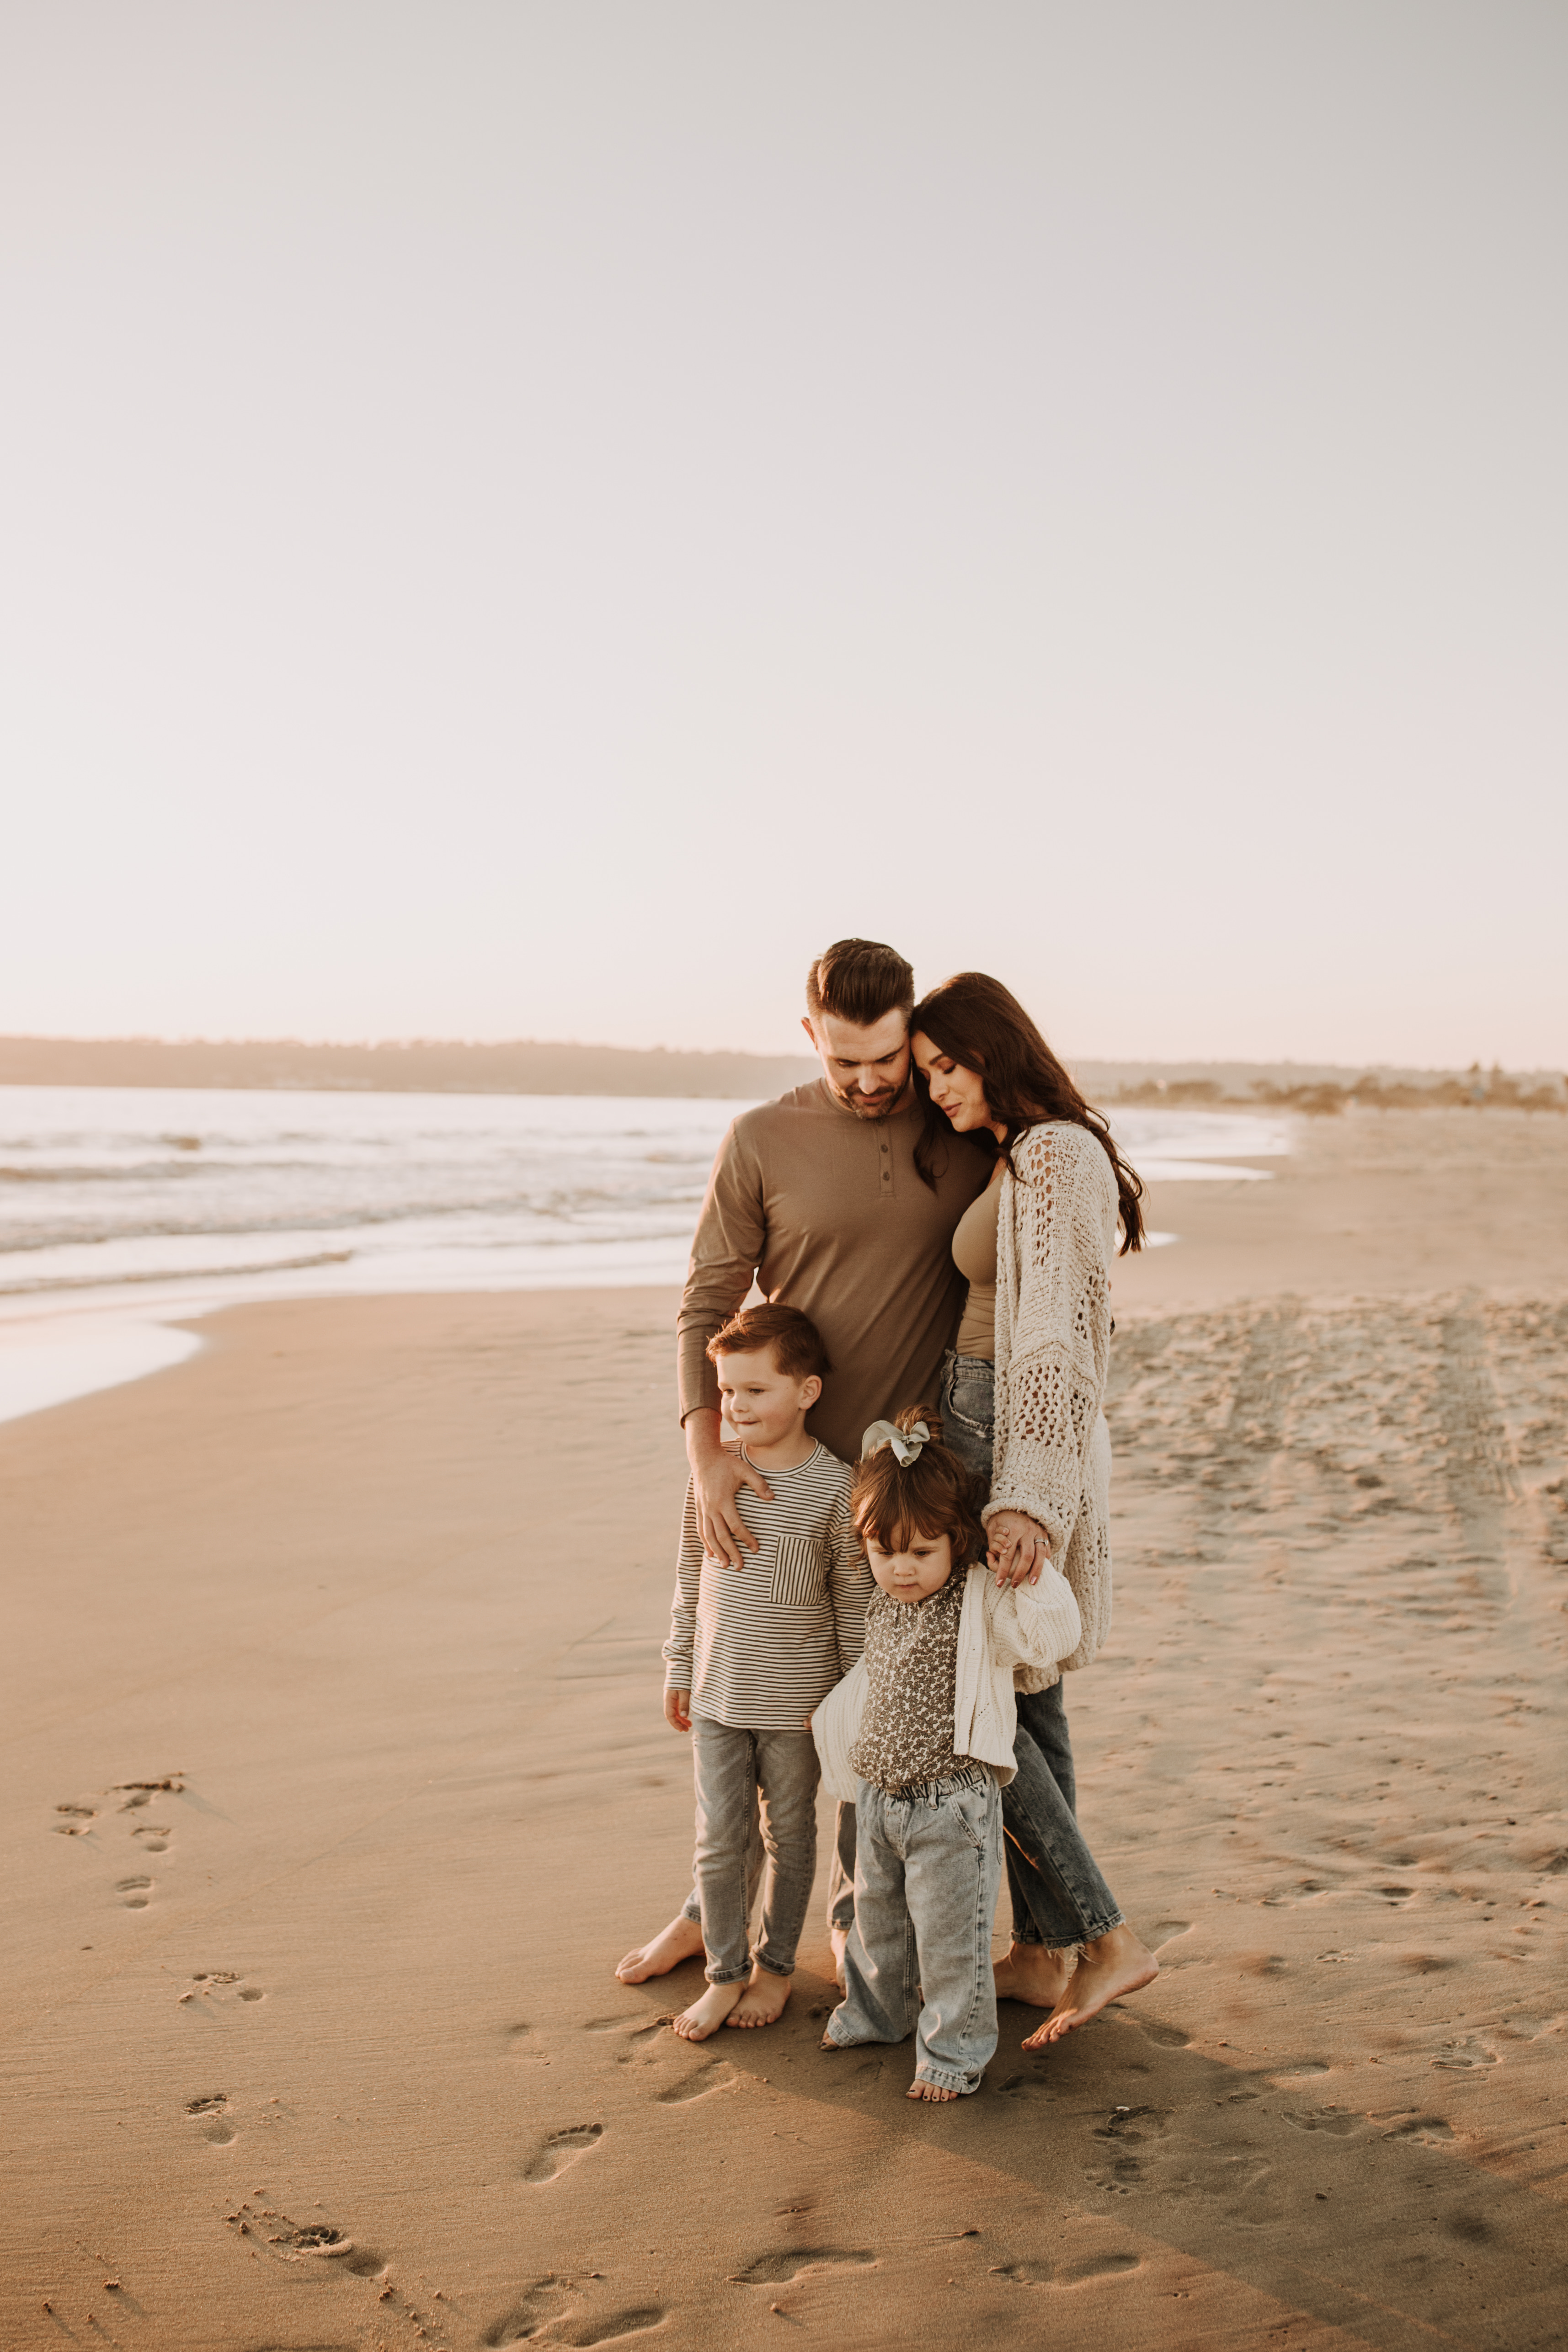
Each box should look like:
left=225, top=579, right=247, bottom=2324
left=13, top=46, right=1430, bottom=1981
left=828, top=1080, right=905, bottom=1120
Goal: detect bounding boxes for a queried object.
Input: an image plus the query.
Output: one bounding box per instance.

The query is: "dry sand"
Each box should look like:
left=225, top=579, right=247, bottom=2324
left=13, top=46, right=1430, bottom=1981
left=2, top=1107, right=1566, bottom=2351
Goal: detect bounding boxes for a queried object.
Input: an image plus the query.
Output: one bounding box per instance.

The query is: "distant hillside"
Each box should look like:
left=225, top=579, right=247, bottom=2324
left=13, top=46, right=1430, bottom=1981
left=0, top=1034, right=821, bottom=1099
left=1076, top=1060, right=1567, bottom=1113
left=0, top=1036, right=1561, bottom=1109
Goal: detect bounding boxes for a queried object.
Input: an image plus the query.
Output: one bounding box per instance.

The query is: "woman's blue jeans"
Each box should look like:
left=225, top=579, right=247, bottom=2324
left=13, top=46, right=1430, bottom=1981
left=939, top=1349, right=1125, bottom=1952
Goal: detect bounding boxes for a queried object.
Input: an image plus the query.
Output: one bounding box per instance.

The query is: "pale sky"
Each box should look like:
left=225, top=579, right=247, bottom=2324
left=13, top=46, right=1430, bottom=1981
left=2, top=3, right=1564, bottom=1067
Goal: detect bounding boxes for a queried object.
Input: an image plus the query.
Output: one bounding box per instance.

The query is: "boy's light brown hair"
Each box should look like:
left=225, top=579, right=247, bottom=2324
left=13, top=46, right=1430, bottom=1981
left=851, top=1403, right=986, bottom=1563
left=705, top=1302, right=832, bottom=1383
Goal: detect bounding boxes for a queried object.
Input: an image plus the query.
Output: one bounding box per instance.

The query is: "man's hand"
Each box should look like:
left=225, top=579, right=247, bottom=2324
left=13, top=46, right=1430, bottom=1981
left=685, top=1408, right=773, bottom=1567
left=987, top=1508, right=1051, bottom=1589
left=665, top=1688, right=693, bottom=1732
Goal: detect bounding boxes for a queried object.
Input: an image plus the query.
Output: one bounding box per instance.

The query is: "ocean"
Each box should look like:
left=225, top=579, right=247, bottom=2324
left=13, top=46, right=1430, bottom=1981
left=0, top=1085, right=1287, bottom=1423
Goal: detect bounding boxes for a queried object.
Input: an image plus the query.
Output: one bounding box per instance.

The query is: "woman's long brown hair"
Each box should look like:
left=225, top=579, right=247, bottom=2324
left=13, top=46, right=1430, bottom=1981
left=910, top=971, right=1145, bottom=1254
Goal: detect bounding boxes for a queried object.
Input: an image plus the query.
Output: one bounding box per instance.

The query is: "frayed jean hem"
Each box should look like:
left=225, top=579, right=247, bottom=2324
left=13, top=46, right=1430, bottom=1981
left=914, top=2064, right=981, bottom=2096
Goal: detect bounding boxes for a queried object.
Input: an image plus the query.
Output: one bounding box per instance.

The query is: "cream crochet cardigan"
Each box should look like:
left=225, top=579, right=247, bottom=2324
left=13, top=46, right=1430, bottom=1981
left=981, top=1120, right=1118, bottom=1683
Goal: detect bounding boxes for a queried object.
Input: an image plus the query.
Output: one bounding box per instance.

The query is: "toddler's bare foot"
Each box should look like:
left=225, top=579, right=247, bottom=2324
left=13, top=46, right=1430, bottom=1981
left=1021, top=1926, right=1158, bottom=2049
left=830, top=1925, right=849, bottom=1989
left=672, top=1980, right=746, bottom=2041
left=725, top=1963, right=790, bottom=2028
left=616, top=1914, right=705, bottom=1984
left=993, top=1943, right=1075, bottom=2009
left=908, top=2080, right=960, bottom=2101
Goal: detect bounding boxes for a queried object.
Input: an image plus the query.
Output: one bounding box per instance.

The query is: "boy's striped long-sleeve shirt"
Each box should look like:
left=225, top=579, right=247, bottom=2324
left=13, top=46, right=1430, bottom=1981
left=663, top=1445, right=873, bottom=1730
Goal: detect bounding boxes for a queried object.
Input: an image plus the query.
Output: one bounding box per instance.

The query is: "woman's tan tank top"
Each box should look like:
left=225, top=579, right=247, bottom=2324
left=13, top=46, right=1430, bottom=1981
left=952, top=1162, right=1003, bottom=1359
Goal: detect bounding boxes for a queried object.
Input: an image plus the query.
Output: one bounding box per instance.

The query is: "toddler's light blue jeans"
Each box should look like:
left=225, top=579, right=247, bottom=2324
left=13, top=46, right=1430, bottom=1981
left=825, top=1766, right=1001, bottom=2095
left=691, top=1718, right=820, bottom=1984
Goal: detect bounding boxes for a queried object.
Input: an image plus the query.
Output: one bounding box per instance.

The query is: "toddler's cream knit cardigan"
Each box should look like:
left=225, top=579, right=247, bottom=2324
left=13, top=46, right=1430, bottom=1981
left=811, top=1563, right=1083, bottom=1802
left=982, top=1119, right=1118, bottom=1684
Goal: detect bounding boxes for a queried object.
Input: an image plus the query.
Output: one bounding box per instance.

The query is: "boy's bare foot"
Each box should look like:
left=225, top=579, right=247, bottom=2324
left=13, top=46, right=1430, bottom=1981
left=725, top=1963, right=790, bottom=2028
left=672, top=1980, right=747, bottom=2040
left=993, top=1943, right=1075, bottom=2009
left=908, top=2080, right=960, bottom=2101
left=1021, top=1926, right=1158, bottom=2048
left=830, top=1925, right=849, bottom=1989
left=616, top=1914, right=704, bottom=1984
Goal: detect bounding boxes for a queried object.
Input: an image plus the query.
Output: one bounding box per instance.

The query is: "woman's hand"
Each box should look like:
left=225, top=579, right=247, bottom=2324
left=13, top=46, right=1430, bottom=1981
left=665, top=1689, right=693, bottom=1732
left=987, top=1509, right=1051, bottom=1588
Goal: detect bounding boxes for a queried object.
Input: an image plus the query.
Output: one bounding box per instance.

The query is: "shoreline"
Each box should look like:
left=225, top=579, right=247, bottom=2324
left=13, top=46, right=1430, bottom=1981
left=8, top=1102, right=1568, bottom=1430
left=4, top=1118, right=1567, bottom=2347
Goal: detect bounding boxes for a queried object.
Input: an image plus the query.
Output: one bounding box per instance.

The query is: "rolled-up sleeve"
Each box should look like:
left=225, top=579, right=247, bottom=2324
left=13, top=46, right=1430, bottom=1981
left=677, top=1123, right=766, bottom=1424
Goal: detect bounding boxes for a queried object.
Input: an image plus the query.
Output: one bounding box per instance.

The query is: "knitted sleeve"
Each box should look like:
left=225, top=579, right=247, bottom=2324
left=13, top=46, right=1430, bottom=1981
left=982, top=1123, right=1114, bottom=1562
left=986, top=1564, right=1083, bottom=1677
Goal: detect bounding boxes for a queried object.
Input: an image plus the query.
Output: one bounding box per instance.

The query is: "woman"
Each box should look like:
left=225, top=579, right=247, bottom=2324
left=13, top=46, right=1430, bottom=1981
left=909, top=970, right=1157, bottom=2047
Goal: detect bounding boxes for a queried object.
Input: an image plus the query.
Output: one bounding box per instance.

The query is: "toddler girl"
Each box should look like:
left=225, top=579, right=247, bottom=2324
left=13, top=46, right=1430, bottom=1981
left=812, top=1405, right=1082, bottom=2100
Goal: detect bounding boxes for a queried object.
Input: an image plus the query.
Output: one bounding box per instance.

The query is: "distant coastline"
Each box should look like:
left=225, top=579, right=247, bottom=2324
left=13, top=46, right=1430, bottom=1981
left=0, top=1035, right=1561, bottom=1110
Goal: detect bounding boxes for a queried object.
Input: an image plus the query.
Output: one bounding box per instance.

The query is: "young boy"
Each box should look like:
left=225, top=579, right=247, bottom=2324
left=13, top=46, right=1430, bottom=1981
left=661, top=1303, right=871, bottom=2041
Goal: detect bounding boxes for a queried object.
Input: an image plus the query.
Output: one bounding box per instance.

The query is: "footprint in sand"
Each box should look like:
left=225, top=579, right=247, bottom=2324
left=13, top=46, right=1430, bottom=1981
left=54, top=1804, right=98, bottom=1836
left=1051, top=2253, right=1142, bottom=2287
left=996, top=2072, right=1057, bottom=2105
left=522, top=2124, right=604, bottom=2184
left=186, top=2094, right=237, bottom=2146
left=653, top=2059, right=736, bottom=2105
left=132, top=1824, right=173, bottom=1854
left=1130, top=2016, right=1190, bottom=2048
left=485, top=2276, right=573, bottom=2343
left=117, top=1875, right=154, bottom=1909
left=178, top=1971, right=267, bottom=2006
left=1432, top=2037, right=1499, bottom=2071
left=1280, top=2107, right=1362, bottom=2137
left=563, top=2310, right=668, bottom=2345
left=1383, top=2114, right=1456, bottom=2146
left=1147, top=1920, right=1192, bottom=1948
left=728, top=2250, right=876, bottom=2287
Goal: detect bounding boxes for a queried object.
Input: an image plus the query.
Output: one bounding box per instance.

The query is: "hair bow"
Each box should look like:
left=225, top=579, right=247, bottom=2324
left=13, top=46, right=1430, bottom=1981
left=860, top=1418, right=930, bottom=1466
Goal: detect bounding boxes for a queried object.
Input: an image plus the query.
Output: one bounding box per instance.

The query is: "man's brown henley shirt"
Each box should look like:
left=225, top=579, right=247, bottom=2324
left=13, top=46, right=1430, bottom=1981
left=677, top=1080, right=990, bottom=1466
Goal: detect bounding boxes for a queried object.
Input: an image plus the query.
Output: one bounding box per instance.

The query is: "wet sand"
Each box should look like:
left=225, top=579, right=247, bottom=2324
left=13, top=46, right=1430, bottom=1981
left=2, top=1109, right=1565, bottom=2349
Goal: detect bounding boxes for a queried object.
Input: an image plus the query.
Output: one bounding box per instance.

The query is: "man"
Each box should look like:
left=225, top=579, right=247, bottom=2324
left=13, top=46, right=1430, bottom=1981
left=681, top=936, right=989, bottom=1562
left=617, top=938, right=993, bottom=1998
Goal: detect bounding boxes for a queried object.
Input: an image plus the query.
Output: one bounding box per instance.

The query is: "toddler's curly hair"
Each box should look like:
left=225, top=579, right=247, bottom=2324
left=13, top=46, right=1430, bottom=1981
left=851, top=1403, right=986, bottom=1564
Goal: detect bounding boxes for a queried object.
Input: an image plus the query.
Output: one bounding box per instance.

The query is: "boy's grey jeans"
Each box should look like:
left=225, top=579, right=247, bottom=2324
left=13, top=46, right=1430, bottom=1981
left=826, top=1766, right=1002, bottom=2096
left=690, top=1717, right=820, bottom=1984
left=683, top=1784, right=855, bottom=1944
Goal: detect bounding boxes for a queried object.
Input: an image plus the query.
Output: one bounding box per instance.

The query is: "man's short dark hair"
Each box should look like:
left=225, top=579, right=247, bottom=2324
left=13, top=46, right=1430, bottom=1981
left=805, top=939, right=914, bottom=1029
left=705, top=1303, right=832, bottom=1382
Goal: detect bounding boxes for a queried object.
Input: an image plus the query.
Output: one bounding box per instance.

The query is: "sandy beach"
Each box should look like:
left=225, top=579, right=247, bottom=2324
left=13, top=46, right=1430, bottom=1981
left=3, top=1108, right=1566, bottom=2351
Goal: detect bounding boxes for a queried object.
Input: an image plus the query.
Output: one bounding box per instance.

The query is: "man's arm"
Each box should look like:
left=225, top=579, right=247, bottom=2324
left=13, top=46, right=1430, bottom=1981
left=677, top=1121, right=776, bottom=1563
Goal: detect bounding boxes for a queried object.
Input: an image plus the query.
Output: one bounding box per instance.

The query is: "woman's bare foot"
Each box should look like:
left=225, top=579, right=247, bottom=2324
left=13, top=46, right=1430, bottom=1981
left=992, top=1943, right=1075, bottom=2009
left=615, top=1913, right=704, bottom=1984
left=819, top=2031, right=842, bottom=2051
left=908, top=2080, right=960, bottom=2101
left=725, top=1964, right=790, bottom=2028
left=1021, top=1926, right=1158, bottom=2048
left=830, top=1925, right=849, bottom=1989
left=672, top=1980, right=746, bottom=2040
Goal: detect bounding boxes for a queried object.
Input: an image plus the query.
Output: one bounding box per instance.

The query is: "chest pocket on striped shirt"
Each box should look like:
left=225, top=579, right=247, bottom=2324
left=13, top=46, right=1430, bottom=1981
left=772, top=1535, right=829, bottom=1608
